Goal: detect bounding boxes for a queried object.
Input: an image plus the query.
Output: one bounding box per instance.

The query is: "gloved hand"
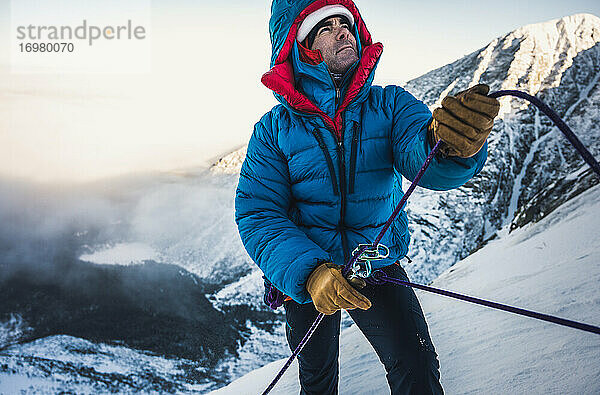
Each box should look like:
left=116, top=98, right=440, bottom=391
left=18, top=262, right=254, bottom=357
left=306, top=263, right=372, bottom=315
left=428, top=84, right=500, bottom=158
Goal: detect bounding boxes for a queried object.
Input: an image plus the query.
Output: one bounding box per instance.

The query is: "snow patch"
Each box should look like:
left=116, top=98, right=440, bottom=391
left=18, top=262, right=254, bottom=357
left=211, top=146, right=247, bottom=174
left=79, top=242, right=160, bottom=266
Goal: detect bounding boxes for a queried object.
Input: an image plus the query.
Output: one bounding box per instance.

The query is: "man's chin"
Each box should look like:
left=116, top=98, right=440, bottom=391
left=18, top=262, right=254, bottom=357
left=328, top=52, right=359, bottom=73
left=339, top=56, right=359, bottom=69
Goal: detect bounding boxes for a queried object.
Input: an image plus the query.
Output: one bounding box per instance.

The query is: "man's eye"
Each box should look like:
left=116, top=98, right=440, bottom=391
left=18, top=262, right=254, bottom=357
left=318, top=27, right=331, bottom=35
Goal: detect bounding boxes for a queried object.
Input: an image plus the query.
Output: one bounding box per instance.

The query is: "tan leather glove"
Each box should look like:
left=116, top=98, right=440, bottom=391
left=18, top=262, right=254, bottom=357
left=429, top=84, right=500, bottom=158
left=306, top=263, right=372, bottom=315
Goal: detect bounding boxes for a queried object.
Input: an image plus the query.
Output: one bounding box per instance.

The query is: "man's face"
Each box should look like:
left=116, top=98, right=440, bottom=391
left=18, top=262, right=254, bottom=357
left=309, top=16, right=358, bottom=74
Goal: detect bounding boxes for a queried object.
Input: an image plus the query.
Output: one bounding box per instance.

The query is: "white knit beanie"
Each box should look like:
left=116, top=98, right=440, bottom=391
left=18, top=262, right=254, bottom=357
left=296, top=5, right=355, bottom=43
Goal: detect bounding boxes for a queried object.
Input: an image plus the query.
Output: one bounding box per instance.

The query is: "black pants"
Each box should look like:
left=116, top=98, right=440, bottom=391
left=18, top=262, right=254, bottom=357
left=284, top=264, right=443, bottom=395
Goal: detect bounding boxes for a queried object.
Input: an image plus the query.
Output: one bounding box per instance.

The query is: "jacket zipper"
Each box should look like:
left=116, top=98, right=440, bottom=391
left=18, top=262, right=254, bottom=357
left=335, top=121, right=350, bottom=264
left=348, top=122, right=360, bottom=194
left=311, top=125, right=349, bottom=262
left=327, top=71, right=353, bottom=263
left=311, top=129, right=339, bottom=196
left=328, top=69, right=341, bottom=111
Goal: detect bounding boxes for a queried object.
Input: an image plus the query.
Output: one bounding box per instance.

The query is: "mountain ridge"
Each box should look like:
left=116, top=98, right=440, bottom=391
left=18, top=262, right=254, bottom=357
left=399, top=12, right=600, bottom=281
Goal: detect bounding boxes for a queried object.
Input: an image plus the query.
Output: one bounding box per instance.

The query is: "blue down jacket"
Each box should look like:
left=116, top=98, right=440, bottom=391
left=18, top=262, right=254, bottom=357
left=235, top=0, right=487, bottom=304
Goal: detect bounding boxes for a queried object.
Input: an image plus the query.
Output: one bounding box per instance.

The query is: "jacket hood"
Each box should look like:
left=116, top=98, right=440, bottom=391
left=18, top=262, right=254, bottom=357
left=268, top=0, right=373, bottom=68
left=262, top=0, right=383, bottom=138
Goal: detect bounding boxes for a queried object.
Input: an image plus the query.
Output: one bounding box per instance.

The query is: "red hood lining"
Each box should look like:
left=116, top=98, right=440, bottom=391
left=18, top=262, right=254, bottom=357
left=261, top=0, right=383, bottom=140
left=297, top=41, right=324, bottom=65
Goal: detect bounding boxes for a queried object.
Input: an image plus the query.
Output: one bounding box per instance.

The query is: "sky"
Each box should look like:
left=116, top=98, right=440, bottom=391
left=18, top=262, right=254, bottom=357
left=0, top=0, right=599, bottom=182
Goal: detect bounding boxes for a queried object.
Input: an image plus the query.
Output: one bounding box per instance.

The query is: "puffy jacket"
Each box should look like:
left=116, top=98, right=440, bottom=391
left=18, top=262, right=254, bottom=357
left=235, top=0, right=487, bottom=304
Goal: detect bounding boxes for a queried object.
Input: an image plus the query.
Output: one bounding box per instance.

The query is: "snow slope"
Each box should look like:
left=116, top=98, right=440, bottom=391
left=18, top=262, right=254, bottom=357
left=212, top=184, right=600, bottom=394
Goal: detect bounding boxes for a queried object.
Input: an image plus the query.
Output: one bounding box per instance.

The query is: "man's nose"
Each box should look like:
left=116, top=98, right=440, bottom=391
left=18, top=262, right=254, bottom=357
left=335, top=26, right=349, bottom=40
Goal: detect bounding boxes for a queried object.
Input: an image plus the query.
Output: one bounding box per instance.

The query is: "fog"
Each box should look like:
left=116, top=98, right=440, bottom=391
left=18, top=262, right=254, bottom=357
left=0, top=170, right=250, bottom=287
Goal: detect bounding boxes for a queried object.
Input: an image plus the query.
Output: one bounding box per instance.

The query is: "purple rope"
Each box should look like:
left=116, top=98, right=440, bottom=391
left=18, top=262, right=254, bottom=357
left=262, top=313, right=325, bottom=395
left=489, top=90, right=600, bottom=177
left=369, top=270, right=600, bottom=335
left=261, top=90, right=600, bottom=393
left=264, top=284, right=286, bottom=310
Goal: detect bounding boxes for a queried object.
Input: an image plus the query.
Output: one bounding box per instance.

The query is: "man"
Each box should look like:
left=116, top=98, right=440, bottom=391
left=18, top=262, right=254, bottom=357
left=235, top=1, right=500, bottom=393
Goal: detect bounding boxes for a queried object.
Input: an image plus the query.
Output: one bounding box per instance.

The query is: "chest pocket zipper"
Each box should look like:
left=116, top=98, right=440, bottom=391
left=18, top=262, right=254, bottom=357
left=348, top=122, right=360, bottom=194
left=310, top=129, right=339, bottom=196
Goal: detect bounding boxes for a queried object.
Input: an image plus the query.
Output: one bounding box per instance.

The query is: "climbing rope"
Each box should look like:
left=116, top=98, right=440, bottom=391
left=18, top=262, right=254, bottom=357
left=366, top=271, right=600, bottom=335
left=488, top=90, right=600, bottom=177
left=261, top=90, right=600, bottom=395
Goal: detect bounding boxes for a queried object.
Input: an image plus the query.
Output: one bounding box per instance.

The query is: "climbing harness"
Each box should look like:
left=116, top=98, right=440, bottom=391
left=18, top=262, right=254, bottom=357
left=262, top=90, right=600, bottom=395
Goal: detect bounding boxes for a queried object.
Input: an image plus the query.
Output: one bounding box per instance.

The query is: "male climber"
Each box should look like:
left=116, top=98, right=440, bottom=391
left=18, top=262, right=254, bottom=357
left=235, top=1, right=500, bottom=393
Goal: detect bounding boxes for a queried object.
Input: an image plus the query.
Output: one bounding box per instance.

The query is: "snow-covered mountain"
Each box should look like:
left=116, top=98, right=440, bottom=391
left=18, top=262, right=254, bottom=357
left=212, top=180, right=600, bottom=395
left=401, top=13, right=600, bottom=281
left=1, top=13, right=599, bottom=395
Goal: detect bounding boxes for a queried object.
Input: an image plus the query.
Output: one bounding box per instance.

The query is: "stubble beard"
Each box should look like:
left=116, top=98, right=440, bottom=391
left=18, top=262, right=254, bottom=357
left=326, top=47, right=359, bottom=74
